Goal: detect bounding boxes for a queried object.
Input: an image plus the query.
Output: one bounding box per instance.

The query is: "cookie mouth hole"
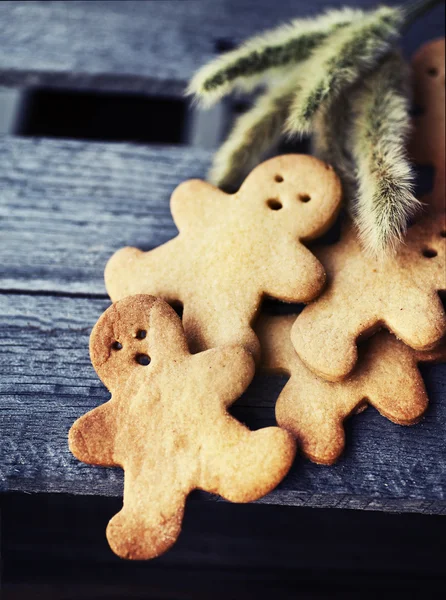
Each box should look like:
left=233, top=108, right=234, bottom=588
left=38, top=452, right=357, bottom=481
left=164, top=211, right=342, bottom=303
left=427, top=67, right=438, bottom=77
left=135, top=329, right=147, bottom=339
left=274, top=175, right=283, bottom=183
left=135, top=353, right=151, bottom=366
left=298, top=194, right=311, bottom=203
left=267, top=199, right=282, bottom=210
left=422, top=248, right=437, bottom=258
left=111, top=341, right=123, bottom=350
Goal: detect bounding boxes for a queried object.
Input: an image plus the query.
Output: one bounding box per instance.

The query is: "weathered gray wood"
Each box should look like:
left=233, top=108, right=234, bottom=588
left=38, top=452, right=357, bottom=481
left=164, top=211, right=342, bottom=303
left=1, top=134, right=445, bottom=512
left=1, top=293, right=445, bottom=513
left=0, top=1, right=444, bottom=95
left=0, top=137, right=209, bottom=294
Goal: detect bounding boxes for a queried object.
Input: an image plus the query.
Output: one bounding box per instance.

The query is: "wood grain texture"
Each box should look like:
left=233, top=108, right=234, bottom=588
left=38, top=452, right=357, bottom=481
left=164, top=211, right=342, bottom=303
left=0, top=137, right=209, bottom=294
left=0, top=0, right=445, bottom=514
left=1, top=293, right=445, bottom=513
left=0, top=1, right=444, bottom=96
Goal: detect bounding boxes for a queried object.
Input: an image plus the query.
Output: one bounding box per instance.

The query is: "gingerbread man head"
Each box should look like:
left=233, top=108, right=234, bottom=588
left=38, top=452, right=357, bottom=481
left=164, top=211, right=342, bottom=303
left=235, top=154, right=342, bottom=241
left=89, top=295, right=189, bottom=391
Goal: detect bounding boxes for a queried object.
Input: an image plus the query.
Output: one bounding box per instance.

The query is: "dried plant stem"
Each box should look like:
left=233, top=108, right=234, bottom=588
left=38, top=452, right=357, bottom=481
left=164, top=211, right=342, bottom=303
left=187, top=8, right=363, bottom=107
left=349, top=52, right=421, bottom=255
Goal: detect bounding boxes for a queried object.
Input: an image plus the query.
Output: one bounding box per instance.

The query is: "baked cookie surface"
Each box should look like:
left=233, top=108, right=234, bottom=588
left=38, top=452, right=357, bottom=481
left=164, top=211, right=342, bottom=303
left=258, top=314, right=446, bottom=465
left=69, top=295, right=296, bottom=559
left=291, top=214, right=446, bottom=381
left=105, top=154, right=342, bottom=359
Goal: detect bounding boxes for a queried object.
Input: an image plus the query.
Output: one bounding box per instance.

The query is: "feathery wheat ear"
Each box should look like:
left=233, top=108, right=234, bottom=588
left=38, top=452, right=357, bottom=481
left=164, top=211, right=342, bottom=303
left=285, top=6, right=404, bottom=136
left=208, top=75, right=301, bottom=190
left=312, top=90, right=357, bottom=201
left=349, top=52, right=421, bottom=256
left=187, top=8, right=363, bottom=107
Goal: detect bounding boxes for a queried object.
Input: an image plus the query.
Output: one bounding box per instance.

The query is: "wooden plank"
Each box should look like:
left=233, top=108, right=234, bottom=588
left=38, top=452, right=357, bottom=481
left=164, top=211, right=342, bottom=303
left=0, top=1, right=444, bottom=95
left=0, top=137, right=209, bottom=294
left=1, top=292, right=445, bottom=513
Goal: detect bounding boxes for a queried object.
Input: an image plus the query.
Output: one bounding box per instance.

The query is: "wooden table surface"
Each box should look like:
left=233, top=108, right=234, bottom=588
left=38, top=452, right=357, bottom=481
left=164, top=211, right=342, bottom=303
left=0, top=0, right=445, bottom=515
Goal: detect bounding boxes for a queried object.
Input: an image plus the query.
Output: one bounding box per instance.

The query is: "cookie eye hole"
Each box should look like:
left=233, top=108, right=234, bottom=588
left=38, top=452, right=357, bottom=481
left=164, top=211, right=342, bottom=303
left=112, top=341, right=123, bottom=351
left=422, top=248, right=437, bottom=258
left=274, top=175, right=283, bottom=183
left=266, top=198, right=282, bottom=210
left=427, top=67, right=438, bottom=77
left=135, top=353, right=151, bottom=366
left=135, top=329, right=147, bottom=339
left=440, top=230, right=446, bottom=238
left=298, top=194, right=311, bottom=203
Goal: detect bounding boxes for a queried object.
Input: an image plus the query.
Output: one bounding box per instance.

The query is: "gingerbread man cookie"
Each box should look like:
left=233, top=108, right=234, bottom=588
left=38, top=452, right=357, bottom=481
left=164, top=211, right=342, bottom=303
left=292, top=40, right=446, bottom=382
left=409, top=38, right=445, bottom=212
left=105, top=155, right=342, bottom=359
left=257, top=314, right=446, bottom=465
left=69, top=295, right=296, bottom=560
left=291, top=214, right=446, bottom=381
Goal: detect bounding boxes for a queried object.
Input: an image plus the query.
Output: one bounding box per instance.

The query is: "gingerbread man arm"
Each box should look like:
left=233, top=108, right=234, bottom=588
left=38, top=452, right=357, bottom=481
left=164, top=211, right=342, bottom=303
left=68, top=402, right=117, bottom=466
left=362, top=335, right=429, bottom=426
left=190, top=345, right=255, bottom=407
left=291, top=295, right=372, bottom=382
left=262, top=240, right=326, bottom=304
left=105, top=240, right=181, bottom=303
left=170, top=179, right=229, bottom=232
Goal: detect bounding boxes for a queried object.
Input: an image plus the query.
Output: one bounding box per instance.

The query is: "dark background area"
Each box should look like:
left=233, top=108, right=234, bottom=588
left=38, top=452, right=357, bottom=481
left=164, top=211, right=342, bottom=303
left=3, top=492, right=446, bottom=599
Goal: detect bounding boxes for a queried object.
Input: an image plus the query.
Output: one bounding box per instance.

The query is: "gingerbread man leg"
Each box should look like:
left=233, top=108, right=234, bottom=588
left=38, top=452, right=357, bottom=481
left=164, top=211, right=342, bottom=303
left=199, top=418, right=295, bottom=502
left=366, top=364, right=429, bottom=425
left=68, top=404, right=117, bottom=466
left=276, top=381, right=355, bottom=465
left=106, top=471, right=187, bottom=560
left=292, top=307, right=369, bottom=381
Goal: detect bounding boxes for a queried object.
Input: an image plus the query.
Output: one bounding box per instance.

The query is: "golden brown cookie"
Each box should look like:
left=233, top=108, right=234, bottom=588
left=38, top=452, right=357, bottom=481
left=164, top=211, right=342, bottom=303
left=69, top=295, right=296, bottom=560
left=409, top=38, right=445, bottom=212
left=292, top=39, right=446, bottom=381
left=291, top=214, right=446, bottom=382
left=105, top=155, right=342, bottom=359
left=257, top=314, right=446, bottom=465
